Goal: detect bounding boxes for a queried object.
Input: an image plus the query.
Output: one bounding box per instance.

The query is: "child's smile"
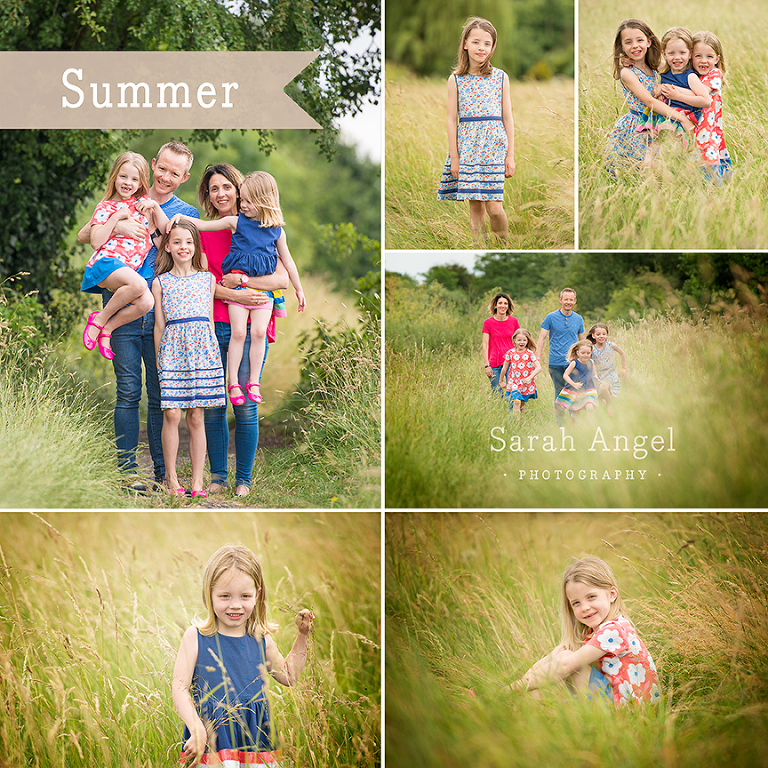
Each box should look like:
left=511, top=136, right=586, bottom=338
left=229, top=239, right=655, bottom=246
left=664, top=38, right=691, bottom=73
left=116, top=163, right=141, bottom=199
left=464, top=29, right=494, bottom=67
left=621, top=28, right=651, bottom=63
left=566, top=580, right=617, bottom=629
left=692, top=42, right=719, bottom=76
left=211, top=569, right=258, bottom=636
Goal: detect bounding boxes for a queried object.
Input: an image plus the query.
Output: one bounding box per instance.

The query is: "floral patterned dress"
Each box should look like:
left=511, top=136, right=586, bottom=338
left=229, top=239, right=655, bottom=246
left=694, top=68, right=733, bottom=182
left=592, top=341, right=620, bottom=396
left=157, top=271, right=226, bottom=410
left=503, top=349, right=539, bottom=402
left=605, top=66, right=658, bottom=179
left=437, top=67, right=508, bottom=201
left=585, top=615, right=660, bottom=709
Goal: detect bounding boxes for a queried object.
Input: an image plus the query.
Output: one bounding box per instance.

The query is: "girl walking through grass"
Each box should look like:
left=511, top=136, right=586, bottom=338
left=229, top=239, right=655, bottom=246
left=153, top=220, right=225, bottom=497
left=512, top=557, right=660, bottom=708
left=587, top=323, right=626, bottom=415
left=554, top=340, right=601, bottom=418
left=499, top=328, right=541, bottom=417
left=437, top=16, right=516, bottom=245
left=172, top=544, right=314, bottom=766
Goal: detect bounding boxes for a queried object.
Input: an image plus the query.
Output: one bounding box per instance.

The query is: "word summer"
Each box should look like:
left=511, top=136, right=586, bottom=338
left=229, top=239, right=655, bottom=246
left=61, top=69, right=239, bottom=109
left=490, top=426, right=675, bottom=460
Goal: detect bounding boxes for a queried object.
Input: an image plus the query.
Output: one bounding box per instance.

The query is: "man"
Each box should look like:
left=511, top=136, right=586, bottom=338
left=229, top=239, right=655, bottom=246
left=535, top=287, right=585, bottom=423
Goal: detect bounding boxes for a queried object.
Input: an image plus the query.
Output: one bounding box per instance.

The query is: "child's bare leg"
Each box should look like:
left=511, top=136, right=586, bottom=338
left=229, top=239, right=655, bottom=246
left=226, top=305, right=250, bottom=400
left=486, top=200, right=509, bottom=243
left=246, top=304, right=272, bottom=402
left=468, top=201, right=487, bottom=245
left=570, top=665, right=593, bottom=693
left=512, top=399, right=523, bottom=419
left=186, top=407, right=206, bottom=492
left=162, top=408, right=182, bottom=490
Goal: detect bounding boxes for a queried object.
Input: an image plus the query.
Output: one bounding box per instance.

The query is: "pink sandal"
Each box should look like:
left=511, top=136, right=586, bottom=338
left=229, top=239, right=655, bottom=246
left=97, top=332, right=113, bottom=361
left=246, top=382, right=263, bottom=403
left=228, top=383, right=246, bottom=406
left=83, top=311, right=104, bottom=351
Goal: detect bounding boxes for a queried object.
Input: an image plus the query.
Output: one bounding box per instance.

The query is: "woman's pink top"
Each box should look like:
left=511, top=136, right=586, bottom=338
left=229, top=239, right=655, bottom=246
left=482, top=315, right=521, bottom=367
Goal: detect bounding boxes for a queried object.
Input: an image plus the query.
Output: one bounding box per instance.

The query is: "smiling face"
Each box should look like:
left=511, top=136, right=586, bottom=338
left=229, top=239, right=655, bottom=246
left=513, top=331, right=529, bottom=351
left=211, top=568, right=259, bottom=637
left=559, top=291, right=577, bottom=314
left=165, top=226, right=196, bottom=268
left=592, top=326, right=608, bottom=346
left=464, top=27, right=495, bottom=68
left=621, top=27, right=651, bottom=64
left=692, top=42, right=720, bottom=76
left=575, top=344, right=592, bottom=363
left=115, top=162, right=141, bottom=200
left=495, top=297, right=510, bottom=316
left=566, top=580, right=618, bottom=630
left=152, top=149, right=190, bottom=200
left=664, top=37, right=691, bottom=73
left=207, top=172, right=239, bottom=218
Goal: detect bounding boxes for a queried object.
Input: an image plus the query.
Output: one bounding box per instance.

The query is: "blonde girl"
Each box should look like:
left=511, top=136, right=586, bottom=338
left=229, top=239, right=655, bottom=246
left=153, top=220, right=225, bottom=497
left=587, top=323, right=627, bottom=415
left=172, top=171, right=305, bottom=407
left=499, top=328, right=541, bottom=417
left=172, top=544, right=314, bottom=766
left=553, top=339, right=601, bottom=416
left=437, top=17, right=515, bottom=244
left=513, top=557, right=660, bottom=708
left=605, top=19, right=694, bottom=178
left=81, top=151, right=168, bottom=359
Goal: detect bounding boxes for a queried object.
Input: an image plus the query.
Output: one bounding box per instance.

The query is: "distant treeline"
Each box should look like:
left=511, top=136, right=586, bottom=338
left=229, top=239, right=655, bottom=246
left=385, top=0, right=574, bottom=80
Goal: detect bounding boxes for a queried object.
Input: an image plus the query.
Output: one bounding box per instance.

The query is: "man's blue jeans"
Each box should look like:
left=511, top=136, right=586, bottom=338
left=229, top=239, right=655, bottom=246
left=204, top=322, right=267, bottom=489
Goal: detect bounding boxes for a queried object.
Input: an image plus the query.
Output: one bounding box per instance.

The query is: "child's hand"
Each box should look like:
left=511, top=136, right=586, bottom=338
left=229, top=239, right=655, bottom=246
left=619, top=56, right=633, bottom=69
left=619, top=367, right=627, bottom=377
left=652, top=84, right=663, bottom=99
left=450, top=157, right=459, bottom=179
left=135, top=197, right=156, bottom=215
left=295, top=608, right=314, bottom=635
left=505, top=155, right=516, bottom=177
left=166, top=213, right=182, bottom=232
left=296, top=288, right=306, bottom=312
left=573, top=382, right=583, bottom=390
left=181, top=719, right=207, bottom=765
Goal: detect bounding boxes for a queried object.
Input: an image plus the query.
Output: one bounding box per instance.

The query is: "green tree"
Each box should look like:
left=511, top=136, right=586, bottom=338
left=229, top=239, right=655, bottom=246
left=423, top=263, right=475, bottom=292
left=474, top=252, right=570, bottom=300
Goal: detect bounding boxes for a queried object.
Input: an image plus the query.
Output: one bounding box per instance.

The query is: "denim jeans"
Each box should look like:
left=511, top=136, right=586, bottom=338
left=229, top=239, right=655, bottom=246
left=204, top=321, right=268, bottom=488
left=548, top=364, right=568, bottom=425
left=103, top=293, right=164, bottom=481
left=489, top=364, right=507, bottom=394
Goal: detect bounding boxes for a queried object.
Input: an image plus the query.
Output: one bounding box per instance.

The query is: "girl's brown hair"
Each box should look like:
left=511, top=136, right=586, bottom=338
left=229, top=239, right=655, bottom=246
left=197, top=544, right=277, bottom=637
left=612, top=19, right=662, bottom=79
left=455, top=17, right=497, bottom=77
left=240, top=171, right=285, bottom=228
left=692, top=30, right=727, bottom=77
left=658, top=26, right=694, bottom=74
left=198, top=162, right=244, bottom=219
left=102, top=151, right=150, bottom=201
left=489, top=292, right=514, bottom=316
left=586, top=323, right=610, bottom=344
left=155, top=219, right=205, bottom=275
left=560, top=557, right=629, bottom=650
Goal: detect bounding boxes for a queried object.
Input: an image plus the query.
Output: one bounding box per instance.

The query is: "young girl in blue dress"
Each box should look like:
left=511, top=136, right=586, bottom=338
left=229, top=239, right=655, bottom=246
left=437, top=17, right=515, bottom=244
left=174, top=171, right=305, bottom=406
left=153, top=220, right=226, bottom=497
left=172, top=543, right=314, bottom=767
left=554, top=340, right=601, bottom=417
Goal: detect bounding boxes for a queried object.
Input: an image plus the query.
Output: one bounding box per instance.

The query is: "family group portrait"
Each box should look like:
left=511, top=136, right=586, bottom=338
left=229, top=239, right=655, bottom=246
left=579, top=0, right=768, bottom=248
left=385, top=0, right=574, bottom=251
left=0, top=0, right=381, bottom=509
left=385, top=250, right=768, bottom=508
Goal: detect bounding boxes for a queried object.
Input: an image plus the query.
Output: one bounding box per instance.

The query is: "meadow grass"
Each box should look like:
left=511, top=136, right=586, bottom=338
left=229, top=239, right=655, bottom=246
left=0, top=511, right=380, bottom=768
left=579, top=0, right=768, bottom=248
left=384, top=285, right=768, bottom=508
left=385, top=64, right=574, bottom=250
left=386, top=511, right=768, bottom=768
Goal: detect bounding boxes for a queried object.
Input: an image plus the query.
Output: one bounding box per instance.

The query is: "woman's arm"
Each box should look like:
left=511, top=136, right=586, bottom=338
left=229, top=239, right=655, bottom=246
left=152, top=280, right=165, bottom=366
left=501, top=72, right=515, bottom=177
left=446, top=74, right=460, bottom=178
left=265, top=609, right=314, bottom=687
left=275, top=231, right=305, bottom=311
left=171, top=627, right=208, bottom=766
left=619, top=68, right=694, bottom=130
left=482, top=332, right=493, bottom=377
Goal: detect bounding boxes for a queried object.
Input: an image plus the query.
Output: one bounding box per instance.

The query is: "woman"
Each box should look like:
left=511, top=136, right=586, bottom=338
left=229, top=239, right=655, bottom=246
left=481, top=292, right=520, bottom=393
left=198, top=163, right=289, bottom=496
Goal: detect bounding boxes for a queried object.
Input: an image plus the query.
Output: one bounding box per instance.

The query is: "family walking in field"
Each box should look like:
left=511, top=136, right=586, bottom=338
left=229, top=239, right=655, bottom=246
left=79, top=142, right=305, bottom=497
left=605, top=18, right=733, bottom=183
left=482, top=288, right=626, bottom=421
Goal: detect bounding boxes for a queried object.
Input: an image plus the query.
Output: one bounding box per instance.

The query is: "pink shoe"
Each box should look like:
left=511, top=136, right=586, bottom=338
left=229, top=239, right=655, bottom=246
left=191, top=490, right=208, bottom=498
left=246, top=382, right=263, bottom=403
left=228, top=383, right=246, bottom=406
left=168, top=487, right=185, bottom=496
left=97, top=332, right=113, bottom=360
left=83, top=311, right=103, bottom=351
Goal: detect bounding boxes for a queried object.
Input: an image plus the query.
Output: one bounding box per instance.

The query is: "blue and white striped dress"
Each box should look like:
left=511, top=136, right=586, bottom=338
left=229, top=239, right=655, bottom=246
left=437, top=67, right=508, bottom=201
left=157, top=271, right=226, bottom=410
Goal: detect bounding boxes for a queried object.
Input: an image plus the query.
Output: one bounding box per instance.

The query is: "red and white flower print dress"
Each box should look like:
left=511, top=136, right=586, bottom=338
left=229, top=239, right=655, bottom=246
left=503, top=349, right=538, bottom=401
left=585, top=615, right=659, bottom=709
left=694, top=68, right=733, bottom=172
left=86, top=196, right=152, bottom=271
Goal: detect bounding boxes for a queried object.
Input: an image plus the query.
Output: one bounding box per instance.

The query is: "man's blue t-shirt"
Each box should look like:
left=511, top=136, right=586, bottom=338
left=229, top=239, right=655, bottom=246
left=541, top=309, right=584, bottom=366
left=139, top=194, right=199, bottom=287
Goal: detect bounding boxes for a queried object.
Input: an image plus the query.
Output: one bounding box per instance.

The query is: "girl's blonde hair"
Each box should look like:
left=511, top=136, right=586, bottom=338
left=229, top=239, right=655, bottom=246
left=455, top=17, right=497, bottom=77
left=513, top=327, right=536, bottom=352
left=658, top=26, right=694, bottom=74
left=560, top=557, right=628, bottom=650
left=102, top=151, right=150, bottom=201
left=240, top=171, right=285, bottom=228
left=612, top=19, right=661, bottom=80
left=197, top=544, right=278, bottom=637
left=155, top=219, right=205, bottom=276
left=567, top=339, right=592, bottom=361
left=692, top=30, right=727, bottom=76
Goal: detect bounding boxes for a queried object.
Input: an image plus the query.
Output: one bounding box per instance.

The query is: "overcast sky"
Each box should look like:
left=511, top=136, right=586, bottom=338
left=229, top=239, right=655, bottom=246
left=385, top=251, right=481, bottom=281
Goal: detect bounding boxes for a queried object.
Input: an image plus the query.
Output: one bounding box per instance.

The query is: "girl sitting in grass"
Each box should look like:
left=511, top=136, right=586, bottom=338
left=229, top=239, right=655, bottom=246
left=512, top=557, right=660, bottom=708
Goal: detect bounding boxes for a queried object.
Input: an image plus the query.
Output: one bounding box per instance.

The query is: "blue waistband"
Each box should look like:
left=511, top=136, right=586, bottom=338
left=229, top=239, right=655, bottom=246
left=166, top=316, right=209, bottom=326
left=629, top=109, right=645, bottom=118
left=459, top=116, right=502, bottom=122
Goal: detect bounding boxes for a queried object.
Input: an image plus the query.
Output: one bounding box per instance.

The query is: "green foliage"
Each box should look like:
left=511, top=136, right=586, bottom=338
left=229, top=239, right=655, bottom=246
left=385, top=0, right=573, bottom=79
left=423, top=263, right=475, bottom=292
left=473, top=252, right=571, bottom=300
left=313, top=222, right=381, bottom=285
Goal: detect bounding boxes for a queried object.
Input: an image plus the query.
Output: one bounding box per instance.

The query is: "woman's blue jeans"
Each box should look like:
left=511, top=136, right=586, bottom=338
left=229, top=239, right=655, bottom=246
left=489, top=364, right=507, bottom=394
left=204, top=321, right=268, bottom=488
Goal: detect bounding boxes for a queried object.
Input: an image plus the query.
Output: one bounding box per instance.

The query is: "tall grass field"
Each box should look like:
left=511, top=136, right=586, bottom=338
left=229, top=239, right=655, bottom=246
left=385, top=278, right=768, bottom=508
left=385, top=64, right=574, bottom=250
left=386, top=512, right=768, bottom=768
left=579, top=0, right=768, bottom=248
left=0, top=511, right=380, bottom=767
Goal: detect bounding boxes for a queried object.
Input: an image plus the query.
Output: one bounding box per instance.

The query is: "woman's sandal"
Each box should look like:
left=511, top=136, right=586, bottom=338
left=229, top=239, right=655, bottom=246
left=97, top=332, right=114, bottom=361
left=228, top=383, right=246, bottom=406
left=83, top=311, right=104, bottom=351
left=245, top=381, right=262, bottom=403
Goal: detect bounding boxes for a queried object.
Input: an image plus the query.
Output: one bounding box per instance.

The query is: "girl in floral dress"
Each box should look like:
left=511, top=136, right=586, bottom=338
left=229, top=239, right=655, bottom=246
left=437, top=17, right=515, bottom=244
left=499, top=328, right=541, bottom=417
left=153, top=220, right=226, bottom=497
left=587, top=323, right=627, bottom=415
left=512, top=557, right=660, bottom=708
left=604, top=19, right=694, bottom=179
